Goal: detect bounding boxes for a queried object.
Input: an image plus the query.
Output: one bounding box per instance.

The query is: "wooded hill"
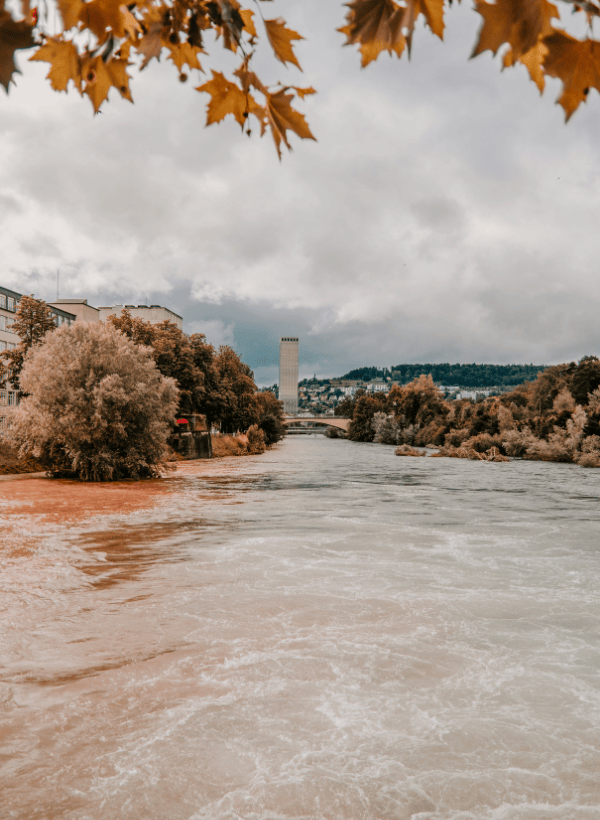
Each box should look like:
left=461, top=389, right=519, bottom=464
left=341, top=364, right=547, bottom=388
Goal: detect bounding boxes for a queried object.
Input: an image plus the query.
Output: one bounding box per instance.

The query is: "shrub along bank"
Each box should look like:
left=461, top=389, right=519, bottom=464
left=342, top=357, right=600, bottom=468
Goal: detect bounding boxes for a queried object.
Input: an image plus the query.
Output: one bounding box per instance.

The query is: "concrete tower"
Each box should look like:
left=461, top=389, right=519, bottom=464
left=279, top=337, right=299, bottom=415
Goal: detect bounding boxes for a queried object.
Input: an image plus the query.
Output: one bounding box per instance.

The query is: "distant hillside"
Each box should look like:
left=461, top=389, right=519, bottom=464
left=341, top=363, right=547, bottom=388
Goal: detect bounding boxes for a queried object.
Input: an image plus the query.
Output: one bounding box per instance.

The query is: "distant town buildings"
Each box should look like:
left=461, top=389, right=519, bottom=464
left=279, top=337, right=299, bottom=415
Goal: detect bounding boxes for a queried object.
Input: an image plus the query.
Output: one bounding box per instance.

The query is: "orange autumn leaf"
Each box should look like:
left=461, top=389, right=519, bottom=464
left=264, top=87, right=316, bottom=158
left=197, top=70, right=263, bottom=127
left=56, top=0, right=83, bottom=30
left=264, top=18, right=303, bottom=69
left=503, top=40, right=549, bottom=92
left=402, top=0, right=445, bottom=53
left=472, top=0, right=559, bottom=60
left=81, top=53, right=132, bottom=111
left=291, top=85, right=317, bottom=99
left=340, top=0, right=406, bottom=67
left=239, top=8, right=256, bottom=37
left=543, top=30, right=600, bottom=119
left=167, top=42, right=202, bottom=72
left=78, top=0, right=123, bottom=43
left=29, top=38, right=81, bottom=91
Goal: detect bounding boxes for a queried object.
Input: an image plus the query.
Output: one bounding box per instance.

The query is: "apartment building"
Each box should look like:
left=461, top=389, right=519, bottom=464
left=1, top=286, right=77, bottom=411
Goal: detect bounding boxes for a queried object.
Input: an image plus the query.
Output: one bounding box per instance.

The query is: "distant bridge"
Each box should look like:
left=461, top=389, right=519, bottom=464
left=283, top=417, right=350, bottom=434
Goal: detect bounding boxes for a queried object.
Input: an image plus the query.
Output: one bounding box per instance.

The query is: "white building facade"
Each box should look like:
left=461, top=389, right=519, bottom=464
left=97, top=304, right=183, bottom=329
left=279, top=337, right=299, bottom=415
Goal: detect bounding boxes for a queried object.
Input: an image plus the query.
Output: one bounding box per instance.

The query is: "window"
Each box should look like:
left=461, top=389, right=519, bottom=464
left=0, top=341, right=6, bottom=352
left=0, top=295, right=6, bottom=309
left=8, top=343, right=16, bottom=350
left=7, top=391, right=17, bottom=406
left=6, top=316, right=14, bottom=328
left=7, top=297, right=15, bottom=311
left=0, top=316, right=5, bottom=331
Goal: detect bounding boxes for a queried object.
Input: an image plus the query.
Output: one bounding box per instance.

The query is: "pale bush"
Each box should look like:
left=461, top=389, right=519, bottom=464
left=581, top=435, right=600, bottom=452
left=587, top=387, right=600, bottom=414
left=566, top=406, right=587, bottom=446
left=394, top=444, right=426, bottom=457
left=576, top=435, right=600, bottom=467
left=444, top=427, right=471, bottom=448
left=526, top=432, right=573, bottom=462
left=5, top=322, right=179, bottom=480
left=372, top=412, right=400, bottom=444
left=502, top=428, right=538, bottom=457
left=246, top=424, right=266, bottom=454
left=577, top=452, right=600, bottom=467
left=463, top=432, right=502, bottom=453
left=396, top=421, right=420, bottom=445
left=552, top=387, right=576, bottom=415
left=497, top=404, right=515, bottom=431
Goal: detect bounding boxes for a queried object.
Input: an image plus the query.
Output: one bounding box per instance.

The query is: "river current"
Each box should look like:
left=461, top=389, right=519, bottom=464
left=1, top=437, right=600, bottom=819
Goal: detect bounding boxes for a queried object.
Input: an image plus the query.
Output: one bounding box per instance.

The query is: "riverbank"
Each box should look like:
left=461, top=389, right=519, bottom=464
left=0, top=442, right=44, bottom=476
left=0, top=432, right=268, bottom=479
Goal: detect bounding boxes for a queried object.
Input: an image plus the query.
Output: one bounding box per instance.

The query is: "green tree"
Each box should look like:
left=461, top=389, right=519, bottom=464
left=570, top=356, right=600, bottom=406
left=214, top=345, right=258, bottom=434
left=4, top=321, right=179, bottom=480
left=108, top=310, right=200, bottom=415
left=0, top=294, right=56, bottom=395
left=348, top=392, right=387, bottom=442
left=254, top=390, right=286, bottom=445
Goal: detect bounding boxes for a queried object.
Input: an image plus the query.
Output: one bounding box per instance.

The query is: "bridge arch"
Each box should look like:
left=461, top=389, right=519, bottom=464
left=283, top=417, right=350, bottom=432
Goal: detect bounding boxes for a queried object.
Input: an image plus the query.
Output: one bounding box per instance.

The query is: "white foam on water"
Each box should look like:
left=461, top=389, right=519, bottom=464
left=1, top=438, right=600, bottom=818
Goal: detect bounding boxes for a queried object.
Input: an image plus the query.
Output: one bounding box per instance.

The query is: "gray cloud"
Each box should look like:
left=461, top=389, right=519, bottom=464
left=2, top=1, right=600, bottom=380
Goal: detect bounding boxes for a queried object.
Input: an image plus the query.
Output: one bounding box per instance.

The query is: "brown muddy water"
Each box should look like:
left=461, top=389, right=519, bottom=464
left=1, top=437, right=600, bottom=820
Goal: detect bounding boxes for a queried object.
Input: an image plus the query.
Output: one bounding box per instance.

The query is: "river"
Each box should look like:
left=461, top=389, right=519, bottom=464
left=1, top=437, right=600, bottom=819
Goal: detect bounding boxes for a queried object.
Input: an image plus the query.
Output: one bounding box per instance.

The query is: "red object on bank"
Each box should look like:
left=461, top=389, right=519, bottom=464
left=176, top=419, right=189, bottom=425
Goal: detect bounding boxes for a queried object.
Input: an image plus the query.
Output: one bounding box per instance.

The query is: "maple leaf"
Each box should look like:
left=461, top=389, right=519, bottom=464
left=119, top=4, right=141, bottom=39
left=290, top=85, right=317, bottom=99
left=197, top=70, right=263, bottom=126
left=239, top=8, right=256, bottom=38
left=264, top=18, right=303, bottom=69
left=0, top=10, right=35, bottom=92
left=81, top=53, right=132, bottom=111
left=401, top=0, right=444, bottom=56
left=543, top=30, right=600, bottom=119
left=340, top=0, right=406, bottom=67
left=137, top=7, right=167, bottom=69
left=29, top=38, right=81, bottom=92
left=167, top=41, right=202, bottom=72
left=56, top=0, right=83, bottom=30
left=472, top=0, right=559, bottom=60
left=79, top=0, right=123, bottom=43
left=503, top=40, right=548, bottom=92
left=264, top=87, right=316, bottom=158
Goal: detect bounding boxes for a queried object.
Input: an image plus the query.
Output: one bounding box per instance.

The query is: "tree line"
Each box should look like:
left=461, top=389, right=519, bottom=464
left=337, top=357, right=600, bottom=468
left=341, top=363, right=547, bottom=388
left=0, top=296, right=285, bottom=480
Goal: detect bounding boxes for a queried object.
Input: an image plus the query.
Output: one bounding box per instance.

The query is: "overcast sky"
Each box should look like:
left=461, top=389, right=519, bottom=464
left=2, top=1, right=599, bottom=385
